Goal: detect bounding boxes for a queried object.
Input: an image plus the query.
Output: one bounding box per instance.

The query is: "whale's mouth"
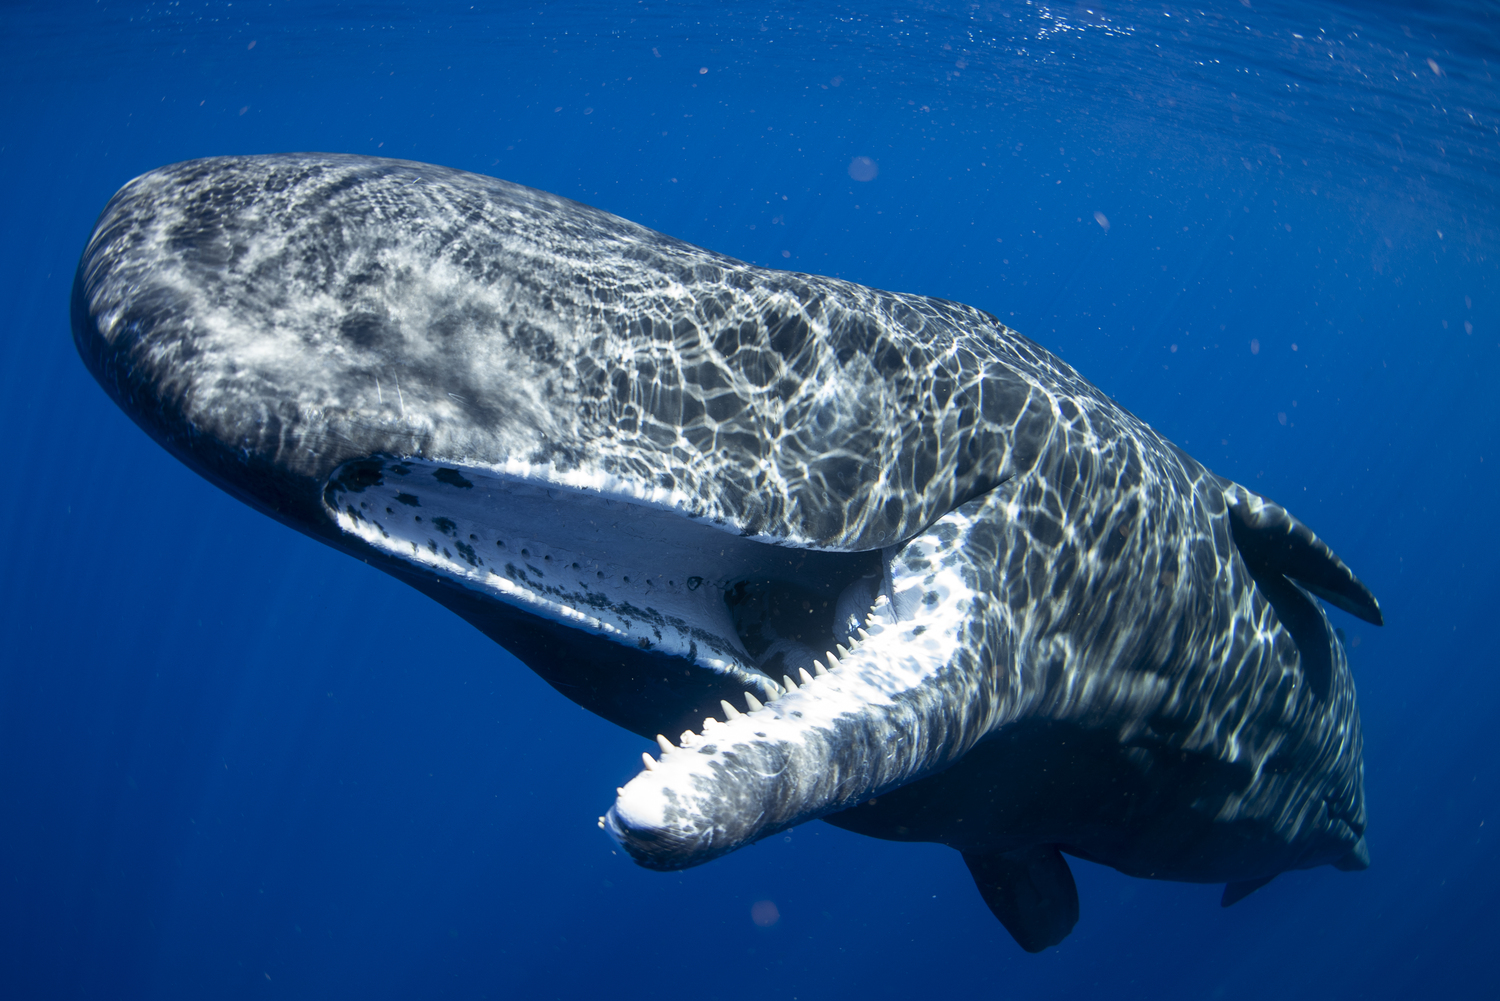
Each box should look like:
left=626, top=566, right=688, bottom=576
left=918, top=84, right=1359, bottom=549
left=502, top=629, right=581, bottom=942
left=322, top=457, right=888, bottom=709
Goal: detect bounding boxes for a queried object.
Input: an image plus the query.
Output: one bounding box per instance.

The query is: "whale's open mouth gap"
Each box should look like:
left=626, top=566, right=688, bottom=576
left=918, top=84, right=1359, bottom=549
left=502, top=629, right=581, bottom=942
left=322, top=457, right=885, bottom=700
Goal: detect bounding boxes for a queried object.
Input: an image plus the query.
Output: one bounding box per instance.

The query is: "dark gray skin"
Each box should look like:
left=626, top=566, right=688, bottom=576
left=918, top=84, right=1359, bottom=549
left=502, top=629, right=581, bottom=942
left=71, top=155, right=1382, bottom=952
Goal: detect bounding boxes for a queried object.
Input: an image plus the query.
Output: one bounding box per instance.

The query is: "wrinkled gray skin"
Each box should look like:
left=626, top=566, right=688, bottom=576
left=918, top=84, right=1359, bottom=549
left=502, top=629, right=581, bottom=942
left=72, top=155, right=1383, bottom=952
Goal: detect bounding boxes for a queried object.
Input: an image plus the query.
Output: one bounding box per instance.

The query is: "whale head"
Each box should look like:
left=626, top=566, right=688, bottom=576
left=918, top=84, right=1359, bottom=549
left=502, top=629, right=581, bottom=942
left=72, top=154, right=1057, bottom=866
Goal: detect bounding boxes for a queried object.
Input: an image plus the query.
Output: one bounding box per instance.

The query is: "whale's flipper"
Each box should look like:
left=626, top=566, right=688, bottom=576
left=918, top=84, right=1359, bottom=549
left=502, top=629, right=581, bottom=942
left=1223, top=482, right=1384, bottom=626
left=963, top=845, right=1080, bottom=952
left=1220, top=875, right=1276, bottom=908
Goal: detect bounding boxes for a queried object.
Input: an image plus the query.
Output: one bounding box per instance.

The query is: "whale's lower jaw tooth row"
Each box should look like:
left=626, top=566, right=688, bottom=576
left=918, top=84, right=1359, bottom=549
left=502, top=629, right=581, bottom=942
left=639, top=613, right=884, bottom=761
left=605, top=676, right=885, bottom=870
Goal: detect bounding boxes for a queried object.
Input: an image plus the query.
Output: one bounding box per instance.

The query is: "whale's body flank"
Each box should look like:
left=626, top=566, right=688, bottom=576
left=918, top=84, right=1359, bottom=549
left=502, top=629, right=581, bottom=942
left=72, top=155, right=1382, bottom=951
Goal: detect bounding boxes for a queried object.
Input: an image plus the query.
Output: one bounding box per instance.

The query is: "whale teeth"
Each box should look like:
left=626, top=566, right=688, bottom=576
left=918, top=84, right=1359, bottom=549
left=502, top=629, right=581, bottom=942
left=641, top=752, right=657, bottom=771
left=679, top=730, right=696, bottom=746
left=703, top=717, right=718, bottom=731
left=813, top=660, right=829, bottom=677
left=799, top=667, right=815, bottom=685
left=874, top=593, right=890, bottom=607
left=617, top=787, right=625, bottom=796
left=744, top=692, right=764, bottom=713
left=836, top=643, right=851, bottom=658
left=598, top=817, right=605, bottom=829
left=720, top=700, right=742, bottom=721
left=656, top=734, right=674, bottom=754
left=857, top=627, right=871, bottom=641
left=782, top=675, right=797, bottom=693
left=825, top=650, right=840, bottom=668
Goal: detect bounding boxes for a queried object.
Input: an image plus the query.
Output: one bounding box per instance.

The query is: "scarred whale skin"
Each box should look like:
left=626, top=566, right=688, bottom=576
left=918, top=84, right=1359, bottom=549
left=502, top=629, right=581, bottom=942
left=71, top=154, right=1383, bottom=951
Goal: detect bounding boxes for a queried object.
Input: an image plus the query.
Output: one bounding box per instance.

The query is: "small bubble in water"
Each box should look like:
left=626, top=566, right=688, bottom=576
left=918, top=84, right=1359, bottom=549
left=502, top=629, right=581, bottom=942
left=750, top=900, right=780, bottom=927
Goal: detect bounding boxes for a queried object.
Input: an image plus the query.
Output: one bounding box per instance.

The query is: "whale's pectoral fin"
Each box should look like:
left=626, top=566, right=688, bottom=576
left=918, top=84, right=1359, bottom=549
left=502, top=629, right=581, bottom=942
left=1221, top=481, right=1383, bottom=626
left=1220, top=874, right=1276, bottom=907
left=962, top=844, right=1080, bottom=952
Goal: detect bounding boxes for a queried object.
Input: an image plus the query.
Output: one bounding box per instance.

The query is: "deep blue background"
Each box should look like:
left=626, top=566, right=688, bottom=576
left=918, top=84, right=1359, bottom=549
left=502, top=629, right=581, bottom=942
left=2, top=2, right=1497, bottom=998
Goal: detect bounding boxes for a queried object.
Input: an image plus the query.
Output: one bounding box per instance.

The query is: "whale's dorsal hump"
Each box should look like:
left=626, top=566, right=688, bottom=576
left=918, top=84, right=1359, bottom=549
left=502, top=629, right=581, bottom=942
left=1221, top=481, right=1384, bottom=627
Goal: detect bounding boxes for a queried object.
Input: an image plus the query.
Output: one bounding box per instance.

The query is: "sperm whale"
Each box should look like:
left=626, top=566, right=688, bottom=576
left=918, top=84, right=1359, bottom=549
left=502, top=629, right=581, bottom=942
left=71, top=154, right=1382, bottom=951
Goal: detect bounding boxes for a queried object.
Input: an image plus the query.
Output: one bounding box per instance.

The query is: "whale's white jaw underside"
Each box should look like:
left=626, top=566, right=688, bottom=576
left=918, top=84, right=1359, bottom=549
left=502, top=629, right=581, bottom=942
left=323, top=456, right=892, bottom=703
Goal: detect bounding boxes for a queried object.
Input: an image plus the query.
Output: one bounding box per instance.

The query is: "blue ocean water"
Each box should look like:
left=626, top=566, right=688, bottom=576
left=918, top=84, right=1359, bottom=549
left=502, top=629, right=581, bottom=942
left=2, top=1, right=1497, bottom=997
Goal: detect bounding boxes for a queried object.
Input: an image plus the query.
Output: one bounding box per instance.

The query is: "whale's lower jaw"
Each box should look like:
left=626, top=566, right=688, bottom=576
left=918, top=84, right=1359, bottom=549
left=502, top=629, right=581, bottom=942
left=601, top=677, right=951, bottom=871
left=601, top=665, right=970, bottom=871
left=322, top=457, right=994, bottom=868
left=601, top=673, right=909, bottom=870
left=602, top=499, right=999, bottom=869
